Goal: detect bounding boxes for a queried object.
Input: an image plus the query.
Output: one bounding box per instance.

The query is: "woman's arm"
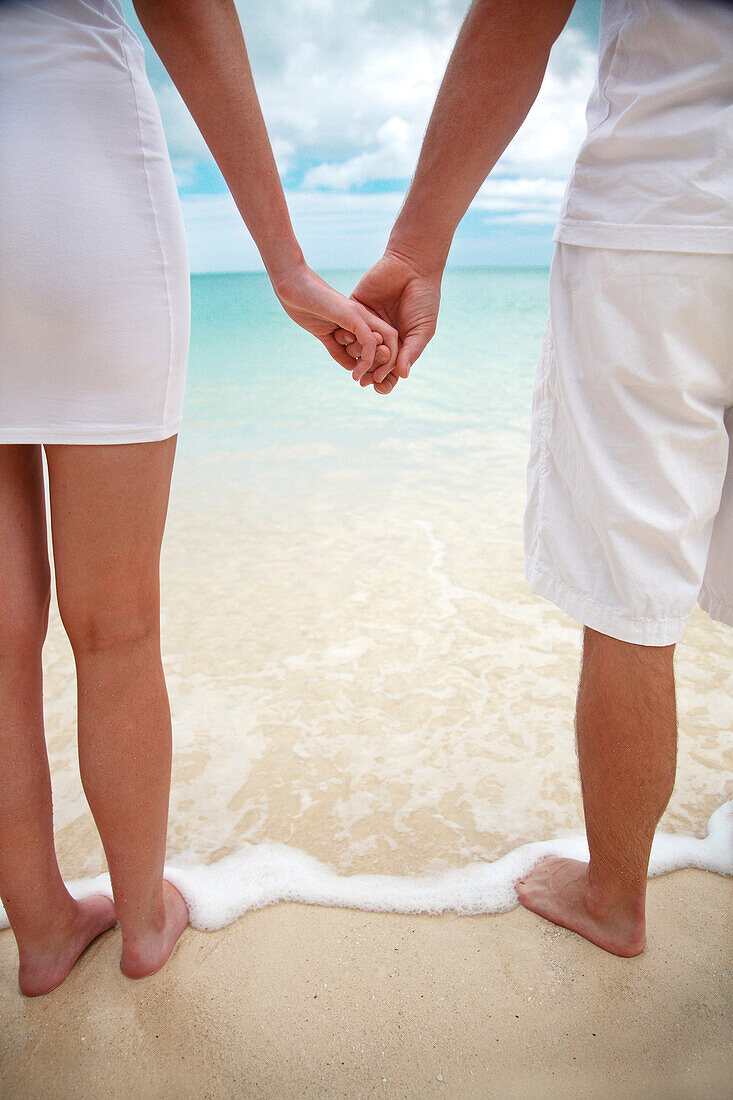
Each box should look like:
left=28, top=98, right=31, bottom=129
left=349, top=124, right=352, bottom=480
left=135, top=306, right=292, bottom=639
left=133, top=0, right=395, bottom=373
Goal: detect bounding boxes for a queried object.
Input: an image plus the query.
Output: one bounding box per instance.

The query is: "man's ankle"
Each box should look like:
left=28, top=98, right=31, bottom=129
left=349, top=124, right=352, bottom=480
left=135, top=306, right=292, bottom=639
left=585, top=864, right=646, bottom=923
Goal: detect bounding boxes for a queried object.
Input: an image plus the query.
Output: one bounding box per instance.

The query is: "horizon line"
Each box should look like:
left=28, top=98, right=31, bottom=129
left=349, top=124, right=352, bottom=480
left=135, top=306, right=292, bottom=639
left=190, top=262, right=552, bottom=277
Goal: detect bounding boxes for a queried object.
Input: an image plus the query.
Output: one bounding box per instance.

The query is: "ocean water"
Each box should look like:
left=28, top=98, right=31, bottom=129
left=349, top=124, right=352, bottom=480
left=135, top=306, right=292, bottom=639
left=2, top=268, right=731, bottom=930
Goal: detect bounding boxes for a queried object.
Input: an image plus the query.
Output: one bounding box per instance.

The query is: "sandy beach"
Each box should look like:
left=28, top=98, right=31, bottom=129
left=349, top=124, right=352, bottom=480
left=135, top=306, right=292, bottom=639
left=1, top=870, right=731, bottom=1098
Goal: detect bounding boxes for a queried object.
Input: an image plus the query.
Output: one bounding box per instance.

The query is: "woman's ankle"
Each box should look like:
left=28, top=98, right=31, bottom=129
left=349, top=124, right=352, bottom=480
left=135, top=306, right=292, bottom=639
left=12, top=889, right=80, bottom=954
left=116, top=883, right=169, bottom=946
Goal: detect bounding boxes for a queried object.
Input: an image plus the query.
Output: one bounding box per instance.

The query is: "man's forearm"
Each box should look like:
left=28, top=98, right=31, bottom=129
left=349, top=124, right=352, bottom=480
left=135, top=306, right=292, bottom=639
left=133, top=0, right=304, bottom=286
left=389, top=0, right=575, bottom=272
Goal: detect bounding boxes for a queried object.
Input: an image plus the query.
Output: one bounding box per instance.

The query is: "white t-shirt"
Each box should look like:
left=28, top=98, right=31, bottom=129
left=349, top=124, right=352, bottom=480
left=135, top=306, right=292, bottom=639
left=554, top=0, right=733, bottom=253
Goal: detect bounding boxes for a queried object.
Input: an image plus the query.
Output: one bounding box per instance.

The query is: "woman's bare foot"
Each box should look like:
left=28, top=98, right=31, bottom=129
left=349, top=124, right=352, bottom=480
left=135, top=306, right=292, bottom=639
left=120, top=880, right=189, bottom=979
left=17, top=894, right=117, bottom=997
left=515, top=856, right=647, bottom=957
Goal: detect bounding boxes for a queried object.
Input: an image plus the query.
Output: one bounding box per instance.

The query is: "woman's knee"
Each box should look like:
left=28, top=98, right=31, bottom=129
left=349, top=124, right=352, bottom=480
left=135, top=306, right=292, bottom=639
left=58, top=582, right=160, bottom=657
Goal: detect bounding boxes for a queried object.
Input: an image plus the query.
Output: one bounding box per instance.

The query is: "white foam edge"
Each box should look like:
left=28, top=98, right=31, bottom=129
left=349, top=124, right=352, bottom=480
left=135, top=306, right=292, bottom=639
left=2, top=801, right=730, bottom=933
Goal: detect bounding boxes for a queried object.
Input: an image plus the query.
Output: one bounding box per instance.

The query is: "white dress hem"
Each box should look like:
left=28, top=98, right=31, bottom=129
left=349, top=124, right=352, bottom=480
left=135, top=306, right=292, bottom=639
left=0, top=421, right=182, bottom=446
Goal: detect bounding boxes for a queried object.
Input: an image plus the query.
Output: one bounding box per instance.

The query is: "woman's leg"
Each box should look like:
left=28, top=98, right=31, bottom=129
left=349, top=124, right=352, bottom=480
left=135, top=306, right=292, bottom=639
left=44, top=437, right=187, bottom=979
left=0, top=445, right=115, bottom=997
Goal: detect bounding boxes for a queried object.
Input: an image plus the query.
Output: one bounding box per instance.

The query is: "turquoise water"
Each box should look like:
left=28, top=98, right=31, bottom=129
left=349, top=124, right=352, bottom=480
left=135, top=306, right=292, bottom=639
left=180, top=268, right=550, bottom=462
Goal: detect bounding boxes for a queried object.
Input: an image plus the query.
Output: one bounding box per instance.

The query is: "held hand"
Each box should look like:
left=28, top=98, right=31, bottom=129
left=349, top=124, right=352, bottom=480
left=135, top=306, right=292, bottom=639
left=334, top=249, right=443, bottom=394
left=273, top=260, right=398, bottom=376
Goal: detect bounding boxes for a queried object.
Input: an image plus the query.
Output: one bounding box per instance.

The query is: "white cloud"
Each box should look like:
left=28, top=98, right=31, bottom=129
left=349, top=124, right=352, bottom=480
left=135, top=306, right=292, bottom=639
left=299, top=25, right=597, bottom=193
left=473, top=177, right=568, bottom=222
left=271, top=137, right=296, bottom=178
left=180, top=184, right=563, bottom=274
left=237, top=0, right=461, bottom=158
left=303, top=117, right=416, bottom=189
left=474, top=178, right=567, bottom=205
left=181, top=191, right=405, bottom=273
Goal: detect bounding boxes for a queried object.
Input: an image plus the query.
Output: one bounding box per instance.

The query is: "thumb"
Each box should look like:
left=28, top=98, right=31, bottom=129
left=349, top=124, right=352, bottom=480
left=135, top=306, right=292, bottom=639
left=395, top=326, right=434, bottom=379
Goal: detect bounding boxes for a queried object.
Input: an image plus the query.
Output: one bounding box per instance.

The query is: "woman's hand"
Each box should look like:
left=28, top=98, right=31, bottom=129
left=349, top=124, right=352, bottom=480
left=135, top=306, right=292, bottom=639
left=273, top=261, right=399, bottom=376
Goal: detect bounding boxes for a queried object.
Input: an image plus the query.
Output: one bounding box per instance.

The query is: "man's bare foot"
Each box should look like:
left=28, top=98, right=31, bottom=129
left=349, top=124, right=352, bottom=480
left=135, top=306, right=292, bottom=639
left=120, top=880, right=189, bottom=980
left=515, top=856, right=647, bottom=957
left=17, top=894, right=117, bottom=997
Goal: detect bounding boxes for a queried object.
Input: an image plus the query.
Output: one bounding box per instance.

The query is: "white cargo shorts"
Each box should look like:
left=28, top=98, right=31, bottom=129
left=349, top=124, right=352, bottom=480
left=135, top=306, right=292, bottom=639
left=524, top=244, right=732, bottom=646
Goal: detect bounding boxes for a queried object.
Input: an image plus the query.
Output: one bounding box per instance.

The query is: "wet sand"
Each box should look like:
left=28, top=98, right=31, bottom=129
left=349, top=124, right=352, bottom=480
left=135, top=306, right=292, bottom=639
left=1, top=870, right=731, bottom=1098
left=39, top=434, right=733, bottom=885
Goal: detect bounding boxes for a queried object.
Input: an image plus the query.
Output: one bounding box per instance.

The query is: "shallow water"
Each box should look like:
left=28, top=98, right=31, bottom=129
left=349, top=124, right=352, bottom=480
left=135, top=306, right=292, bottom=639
left=30, top=270, right=733, bottom=916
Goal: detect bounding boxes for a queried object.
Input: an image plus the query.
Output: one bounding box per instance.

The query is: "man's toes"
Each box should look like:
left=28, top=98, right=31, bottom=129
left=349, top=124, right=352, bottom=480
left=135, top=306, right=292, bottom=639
left=515, top=879, right=537, bottom=903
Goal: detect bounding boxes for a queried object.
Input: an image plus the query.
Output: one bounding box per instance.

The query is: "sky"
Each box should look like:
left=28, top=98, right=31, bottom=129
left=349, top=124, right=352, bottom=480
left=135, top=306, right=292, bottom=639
left=121, top=0, right=602, bottom=273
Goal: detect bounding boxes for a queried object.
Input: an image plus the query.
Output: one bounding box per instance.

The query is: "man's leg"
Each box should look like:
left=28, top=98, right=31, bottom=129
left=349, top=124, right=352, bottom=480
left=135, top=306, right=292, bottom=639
left=516, top=627, right=677, bottom=957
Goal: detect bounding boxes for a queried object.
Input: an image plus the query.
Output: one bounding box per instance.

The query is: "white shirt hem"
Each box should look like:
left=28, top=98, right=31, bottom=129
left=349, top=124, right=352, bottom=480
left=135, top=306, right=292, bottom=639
left=554, top=219, right=733, bottom=255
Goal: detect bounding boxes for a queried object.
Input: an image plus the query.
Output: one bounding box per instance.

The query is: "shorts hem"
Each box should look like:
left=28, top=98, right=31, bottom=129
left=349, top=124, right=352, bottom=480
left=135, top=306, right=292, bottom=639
left=0, top=422, right=182, bottom=445
left=697, top=588, right=733, bottom=629
left=526, top=560, right=689, bottom=646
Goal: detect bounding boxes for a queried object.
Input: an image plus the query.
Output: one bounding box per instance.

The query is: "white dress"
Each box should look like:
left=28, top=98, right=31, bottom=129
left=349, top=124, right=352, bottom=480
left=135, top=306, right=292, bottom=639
left=0, top=0, right=190, bottom=444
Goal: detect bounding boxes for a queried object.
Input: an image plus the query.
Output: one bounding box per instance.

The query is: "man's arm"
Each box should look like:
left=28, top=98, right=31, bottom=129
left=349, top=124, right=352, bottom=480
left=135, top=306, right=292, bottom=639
left=345, top=0, right=575, bottom=389
left=390, top=0, right=575, bottom=273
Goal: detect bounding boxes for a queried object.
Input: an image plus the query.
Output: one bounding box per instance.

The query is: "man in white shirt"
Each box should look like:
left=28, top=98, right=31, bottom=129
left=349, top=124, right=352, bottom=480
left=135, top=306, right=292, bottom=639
left=336, top=0, right=732, bottom=956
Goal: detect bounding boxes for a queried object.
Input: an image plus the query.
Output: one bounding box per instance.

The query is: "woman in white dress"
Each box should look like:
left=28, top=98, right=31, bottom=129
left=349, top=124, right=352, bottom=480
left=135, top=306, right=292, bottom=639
left=0, top=0, right=396, bottom=996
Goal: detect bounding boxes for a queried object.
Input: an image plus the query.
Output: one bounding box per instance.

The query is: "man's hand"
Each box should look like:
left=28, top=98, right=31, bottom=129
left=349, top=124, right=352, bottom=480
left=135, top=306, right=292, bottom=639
left=274, top=260, right=397, bottom=376
left=334, top=0, right=575, bottom=395
left=334, top=249, right=442, bottom=394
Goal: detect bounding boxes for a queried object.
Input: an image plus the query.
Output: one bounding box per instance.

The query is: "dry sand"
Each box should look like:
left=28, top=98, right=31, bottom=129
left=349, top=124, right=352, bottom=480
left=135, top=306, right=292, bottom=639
left=1, top=869, right=730, bottom=1099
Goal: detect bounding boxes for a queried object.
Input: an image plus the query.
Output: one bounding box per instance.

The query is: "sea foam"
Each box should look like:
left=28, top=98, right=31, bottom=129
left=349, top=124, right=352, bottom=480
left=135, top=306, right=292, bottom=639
left=1, top=801, right=730, bottom=933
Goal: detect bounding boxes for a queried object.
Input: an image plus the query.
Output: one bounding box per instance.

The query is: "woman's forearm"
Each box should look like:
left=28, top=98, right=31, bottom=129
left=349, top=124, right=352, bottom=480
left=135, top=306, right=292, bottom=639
left=388, top=0, right=575, bottom=272
left=133, top=0, right=304, bottom=287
